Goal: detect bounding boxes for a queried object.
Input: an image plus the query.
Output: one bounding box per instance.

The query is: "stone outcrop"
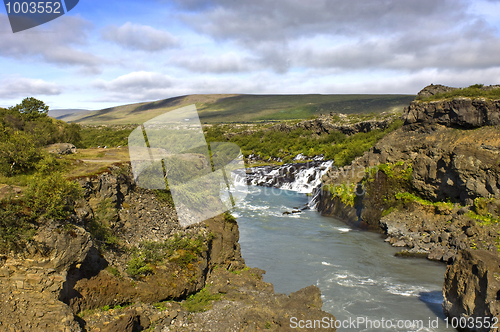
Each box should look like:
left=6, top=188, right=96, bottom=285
left=320, top=123, right=500, bottom=211
left=267, top=116, right=395, bottom=136
left=404, top=84, right=500, bottom=128
left=404, top=98, right=500, bottom=128
left=46, top=143, right=77, bottom=155
left=416, top=84, right=457, bottom=98
left=443, top=249, right=500, bottom=332
left=80, top=267, right=336, bottom=331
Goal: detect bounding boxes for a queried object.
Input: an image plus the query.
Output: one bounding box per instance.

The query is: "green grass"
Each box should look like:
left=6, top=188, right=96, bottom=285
left=63, top=94, right=414, bottom=125
left=416, top=84, right=500, bottom=102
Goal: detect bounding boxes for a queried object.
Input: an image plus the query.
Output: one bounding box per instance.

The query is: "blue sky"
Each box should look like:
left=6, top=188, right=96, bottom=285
left=1, top=0, right=500, bottom=110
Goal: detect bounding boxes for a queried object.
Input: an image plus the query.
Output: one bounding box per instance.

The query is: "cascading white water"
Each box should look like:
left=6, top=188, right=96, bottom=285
left=231, top=158, right=334, bottom=209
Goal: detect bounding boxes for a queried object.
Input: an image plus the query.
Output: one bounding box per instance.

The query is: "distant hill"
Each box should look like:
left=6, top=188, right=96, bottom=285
left=59, top=94, right=415, bottom=124
left=49, top=109, right=91, bottom=119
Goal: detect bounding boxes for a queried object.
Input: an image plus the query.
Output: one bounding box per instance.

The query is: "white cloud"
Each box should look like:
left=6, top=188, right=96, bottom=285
left=0, top=14, right=104, bottom=73
left=173, top=0, right=500, bottom=74
left=0, top=76, right=62, bottom=99
left=92, top=71, right=175, bottom=101
left=102, top=22, right=179, bottom=51
left=170, top=52, right=257, bottom=73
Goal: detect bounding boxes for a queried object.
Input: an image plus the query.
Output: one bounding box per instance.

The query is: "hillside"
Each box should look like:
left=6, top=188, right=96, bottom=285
left=60, top=93, right=415, bottom=124
left=48, top=108, right=91, bottom=119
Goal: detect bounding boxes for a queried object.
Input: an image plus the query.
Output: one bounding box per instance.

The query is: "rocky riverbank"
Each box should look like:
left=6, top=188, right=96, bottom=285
left=318, top=84, right=500, bottom=331
left=0, top=164, right=335, bottom=331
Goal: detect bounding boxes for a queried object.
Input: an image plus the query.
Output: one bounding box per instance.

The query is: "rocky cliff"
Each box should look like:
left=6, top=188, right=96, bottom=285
left=443, top=249, right=500, bottom=332
left=318, top=84, right=500, bottom=331
left=404, top=84, right=500, bottom=128
left=0, top=165, right=336, bottom=331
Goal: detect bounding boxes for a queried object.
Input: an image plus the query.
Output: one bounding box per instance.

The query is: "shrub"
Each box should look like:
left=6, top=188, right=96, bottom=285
left=0, top=130, right=43, bottom=176
left=24, top=172, right=82, bottom=220
left=77, top=126, right=133, bottom=148
left=126, top=254, right=154, bottom=277
left=0, top=198, right=36, bottom=253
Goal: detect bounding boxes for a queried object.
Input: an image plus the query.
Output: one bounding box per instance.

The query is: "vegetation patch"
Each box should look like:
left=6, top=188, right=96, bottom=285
left=126, top=233, right=208, bottom=278
left=181, top=286, right=222, bottom=312
left=223, top=211, right=236, bottom=223
left=325, top=182, right=357, bottom=207
left=87, top=198, right=120, bottom=249
left=77, top=125, right=134, bottom=149
left=205, top=119, right=403, bottom=167
left=394, top=192, right=453, bottom=210
left=153, top=189, right=174, bottom=207
left=62, top=94, right=415, bottom=124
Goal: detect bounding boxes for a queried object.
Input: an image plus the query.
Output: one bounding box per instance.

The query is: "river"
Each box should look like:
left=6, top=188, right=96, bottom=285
left=232, top=185, right=456, bottom=332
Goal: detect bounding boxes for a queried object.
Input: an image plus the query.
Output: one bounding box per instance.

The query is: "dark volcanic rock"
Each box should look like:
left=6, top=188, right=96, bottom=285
left=404, top=85, right=500, bottom=128
left=443, top=249, right=500, bottom=331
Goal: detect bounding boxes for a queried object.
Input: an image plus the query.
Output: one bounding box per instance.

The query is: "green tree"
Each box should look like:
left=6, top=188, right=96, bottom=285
left=9, top=97, right=49, bottom=121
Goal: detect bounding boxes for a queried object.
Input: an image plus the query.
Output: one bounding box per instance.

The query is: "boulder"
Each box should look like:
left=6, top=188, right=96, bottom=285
left=46, top=143, right=77, bottom=155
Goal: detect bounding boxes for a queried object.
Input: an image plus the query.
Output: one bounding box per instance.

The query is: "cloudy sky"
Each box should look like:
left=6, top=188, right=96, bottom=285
left=1, top=0, right=500, bottom=110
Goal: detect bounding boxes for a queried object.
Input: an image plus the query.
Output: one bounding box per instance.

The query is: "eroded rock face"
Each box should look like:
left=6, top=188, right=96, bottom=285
left=404, top=98, right=500, bottom=128
left=404, top=85, right=500, bottom=128
left=321, top=124, right=500, bottom=207
left=79, top=267, right=337, bottom=331
left=443, top=249, right=500, bottom=332
left=0, top=222, right=93, bottom=331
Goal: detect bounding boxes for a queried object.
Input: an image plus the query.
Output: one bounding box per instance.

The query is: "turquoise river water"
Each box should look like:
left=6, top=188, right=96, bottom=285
left=232, top=186, right=456, bottom=332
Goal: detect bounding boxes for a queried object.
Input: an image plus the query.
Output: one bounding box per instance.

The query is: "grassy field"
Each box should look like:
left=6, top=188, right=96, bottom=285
left=60, top=94, right=415, bottom=124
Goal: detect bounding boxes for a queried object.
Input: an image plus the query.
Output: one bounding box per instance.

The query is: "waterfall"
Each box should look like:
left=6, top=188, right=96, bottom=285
left=232, top=158, right=333, bottom=209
